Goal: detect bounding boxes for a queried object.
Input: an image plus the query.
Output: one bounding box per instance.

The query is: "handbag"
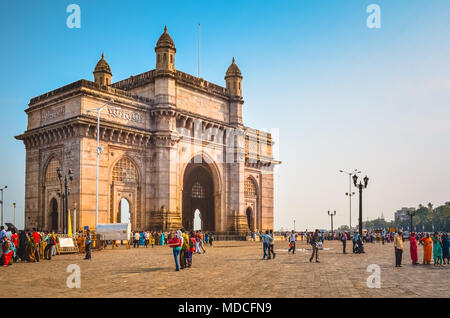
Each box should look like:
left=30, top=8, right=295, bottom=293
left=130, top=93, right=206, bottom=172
left=168, top=237, right=181, bottom=248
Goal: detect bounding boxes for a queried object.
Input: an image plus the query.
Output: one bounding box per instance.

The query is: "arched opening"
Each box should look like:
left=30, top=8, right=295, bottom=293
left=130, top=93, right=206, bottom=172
left=193, top=209, right=202, bottom=231
left=182, top=156, right=215, bottom=232
left=246, top=207, right=253, bottom=231
left=119, top=198, right=130, bottom=224
left=50, top=198, right=58, bottom=232
left=45, top=157, right=61, bottom=232
left=110, top=157, right=140, bottom=229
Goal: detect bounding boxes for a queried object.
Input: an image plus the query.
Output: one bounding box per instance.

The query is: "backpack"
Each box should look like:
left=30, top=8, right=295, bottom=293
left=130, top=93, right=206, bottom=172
left=168, top=237, right=181, bottom=248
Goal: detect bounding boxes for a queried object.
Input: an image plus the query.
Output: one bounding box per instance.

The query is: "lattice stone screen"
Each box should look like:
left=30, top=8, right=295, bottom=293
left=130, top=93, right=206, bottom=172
left=112, top=158, right=138, bottom=183
left=244, top=178, right=257, bottom=196
left=192, top=181, right=205, bottom=198
left=45, top=158, right=60, bottom=182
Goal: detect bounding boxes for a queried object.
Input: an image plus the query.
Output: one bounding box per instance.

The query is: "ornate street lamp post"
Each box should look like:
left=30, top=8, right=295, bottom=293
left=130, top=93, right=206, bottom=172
left=407, top=210, right=416, bottom=235
left=339, top=169, right=360, bottom=230
left=57, top=168, right=73, bottom=234
left=0, top=185, right=7, bottom=227
left=353, top=174, right=369, bottom=237
left=13, top=202, right=16, bottom=225
left=328, top=210, right=336, bottom=237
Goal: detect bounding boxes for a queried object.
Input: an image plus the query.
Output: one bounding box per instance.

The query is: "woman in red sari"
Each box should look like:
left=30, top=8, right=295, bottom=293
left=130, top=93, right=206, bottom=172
left=409, top=232, right=419, bottom=265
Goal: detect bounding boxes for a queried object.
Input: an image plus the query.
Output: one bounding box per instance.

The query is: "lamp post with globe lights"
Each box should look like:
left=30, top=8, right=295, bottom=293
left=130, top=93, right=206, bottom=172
left=339, top=169, right=361, bottom=231
left=353, top=174, right=369, bottom=237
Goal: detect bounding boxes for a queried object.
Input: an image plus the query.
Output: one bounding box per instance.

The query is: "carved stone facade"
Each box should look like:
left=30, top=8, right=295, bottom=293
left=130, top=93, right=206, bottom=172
left=16, top=27, right=279, bottom=234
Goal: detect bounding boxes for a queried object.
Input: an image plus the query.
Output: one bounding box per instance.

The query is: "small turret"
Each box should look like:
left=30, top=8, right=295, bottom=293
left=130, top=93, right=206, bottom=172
left=225, top=57, right=242, bottom=97
left=155, top=26, right=176, bottom=72
left=93, top=53, right=112, bottom=86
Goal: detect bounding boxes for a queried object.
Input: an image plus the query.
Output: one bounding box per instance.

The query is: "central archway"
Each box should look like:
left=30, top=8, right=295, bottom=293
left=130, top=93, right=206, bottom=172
left=182, top=157, right=215, bottom=232
left=49, top=198, right=58, bottom=232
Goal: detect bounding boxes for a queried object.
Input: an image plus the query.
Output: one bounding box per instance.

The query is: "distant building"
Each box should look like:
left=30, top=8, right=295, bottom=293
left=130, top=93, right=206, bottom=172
left=395, top=207, right=415, bottom=222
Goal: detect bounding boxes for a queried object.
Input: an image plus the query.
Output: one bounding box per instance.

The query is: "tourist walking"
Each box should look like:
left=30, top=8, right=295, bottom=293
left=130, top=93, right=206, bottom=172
left=409, top=232, right=419, bottom=265
left=168, top=232, right=182, bottom=271
left=394, top=230, right=403, bottom=267
left=442, top=233, right=450, bottom=264
left=209, top=232, right=214, bottom=247
left=421, top=233, right=433, bottom=264
left=180, top=229, right=190, bottom=269
left=198, top=232, right=206, bottom=253
left=309, top=229, right=320, bottom=263
left=257, top=230, right=272, bottom=260
left=32, top=228, right=41, bottom=262
left=160, top=232, right=165, bottom=246
left=85, top=230, right=92, bottom=260
left=341, top=231, right=347, bottom=254
left=134, top=232, right=140, bottom=248
left=268, top=229, right=276, bottom=259
left=432, top=232, right=443, bottom=266
left=44, top=232, right=55, bottom=260
left=288, top=230, right=296, bottom=254
left=144, top=231, right=150, bottom=248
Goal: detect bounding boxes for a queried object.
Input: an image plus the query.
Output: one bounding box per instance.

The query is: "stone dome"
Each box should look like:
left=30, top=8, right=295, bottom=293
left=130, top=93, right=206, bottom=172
left=94, top=53, right=112, bottom=75
left=225, top=57, right=242, bottom=78
left=155, top=26, right=175, bottom=50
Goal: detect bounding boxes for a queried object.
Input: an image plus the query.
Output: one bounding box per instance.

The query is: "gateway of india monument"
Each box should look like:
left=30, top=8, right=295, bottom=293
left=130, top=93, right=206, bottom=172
left=15, top=27, right=279, bottom=234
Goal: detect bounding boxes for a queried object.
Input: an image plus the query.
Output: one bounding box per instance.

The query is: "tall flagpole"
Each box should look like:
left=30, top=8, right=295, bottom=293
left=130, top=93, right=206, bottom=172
left=198, top=23, right=200, bottom=78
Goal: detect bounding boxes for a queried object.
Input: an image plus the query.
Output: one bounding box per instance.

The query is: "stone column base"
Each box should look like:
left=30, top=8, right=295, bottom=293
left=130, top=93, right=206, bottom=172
left=149, top=208, right=182, bottom=232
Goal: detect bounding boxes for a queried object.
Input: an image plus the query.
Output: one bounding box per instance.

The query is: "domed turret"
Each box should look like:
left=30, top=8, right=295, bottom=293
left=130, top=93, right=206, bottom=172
left=93, top=53, right=112, bottom=86
left=155, top=26, right=176, bottom=71
left=225, top=57, right=242, bottom=97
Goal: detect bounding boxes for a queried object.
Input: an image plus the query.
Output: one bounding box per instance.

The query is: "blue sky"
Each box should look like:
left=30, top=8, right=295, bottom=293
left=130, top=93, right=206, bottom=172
left=1, top=0, right=449, bottom=230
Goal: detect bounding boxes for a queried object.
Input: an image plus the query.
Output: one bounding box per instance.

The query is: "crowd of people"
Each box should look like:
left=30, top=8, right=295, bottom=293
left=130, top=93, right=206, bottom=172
left=251, top=227, right=450, bottom=267
left=167, top=230, right=212, bottom=271
left=0, top=226, right=59, bottom=266
left=0, top=225, right=96, bottom=266
left=129, top=230, right=214, bottom=250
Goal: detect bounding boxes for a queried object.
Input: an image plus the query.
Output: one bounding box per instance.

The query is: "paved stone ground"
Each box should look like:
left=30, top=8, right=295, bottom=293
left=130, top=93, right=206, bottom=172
left=1, top=240, right=449, bottom=298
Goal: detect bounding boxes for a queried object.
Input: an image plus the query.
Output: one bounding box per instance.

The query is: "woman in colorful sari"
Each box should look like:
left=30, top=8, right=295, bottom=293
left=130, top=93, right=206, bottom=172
left=442, top=233, right=450, bottom=265
left=421, top=234, right=433, bottom=264
left=149, top=232, right=155, bottom=248
left=160, top=232, right=164, bottom=246
left=409, top=232, right=419, bottom=265
left=2, top=236, right=16, bottom=266
left=432, top=232, right=443, bottom=266
left=24, top=235, right=36, bottom=262
left=139, top=231, right=145, bottom=246
left=17, top=231, right=27, bottom=261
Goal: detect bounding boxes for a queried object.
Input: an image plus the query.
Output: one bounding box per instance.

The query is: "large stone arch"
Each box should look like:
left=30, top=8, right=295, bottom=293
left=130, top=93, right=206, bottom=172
left=180, top=152, right=222, bottom=232
left=244, top=175, right=259, bottom=232
left=109, top=156, right=141, bottom=230
left=43, top=156, right=62, bottom=231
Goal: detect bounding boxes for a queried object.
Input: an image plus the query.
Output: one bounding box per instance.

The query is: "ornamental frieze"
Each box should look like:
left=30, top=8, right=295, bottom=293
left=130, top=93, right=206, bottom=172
left=106, top=107, right=145, bottom=124
left=41, top=105, right=65, bottom=125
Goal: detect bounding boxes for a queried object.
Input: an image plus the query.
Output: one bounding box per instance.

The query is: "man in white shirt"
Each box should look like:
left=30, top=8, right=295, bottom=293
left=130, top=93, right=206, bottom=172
left=144, top=231, right=150, bottom=248
left=134, top=232, right=140, bottom=248
left=288, top=230, right=297, bottom=254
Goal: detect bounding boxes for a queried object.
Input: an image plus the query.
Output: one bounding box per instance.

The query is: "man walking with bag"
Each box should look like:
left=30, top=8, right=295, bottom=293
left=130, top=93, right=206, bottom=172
left=85, top=230, right=92, bottom=260
left=309, top=229, right=320, bottom=263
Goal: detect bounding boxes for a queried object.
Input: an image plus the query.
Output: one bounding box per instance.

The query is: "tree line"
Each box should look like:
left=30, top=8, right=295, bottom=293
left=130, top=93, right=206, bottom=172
left=337, top=202, right=450, bottom=232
